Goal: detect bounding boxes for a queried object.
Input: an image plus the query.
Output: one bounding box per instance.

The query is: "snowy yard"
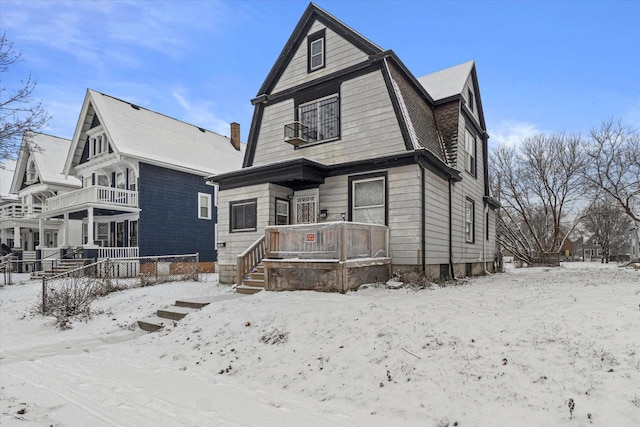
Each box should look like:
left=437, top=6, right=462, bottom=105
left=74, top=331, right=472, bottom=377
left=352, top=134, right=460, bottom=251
left=1, top=263, right=639, bottom=426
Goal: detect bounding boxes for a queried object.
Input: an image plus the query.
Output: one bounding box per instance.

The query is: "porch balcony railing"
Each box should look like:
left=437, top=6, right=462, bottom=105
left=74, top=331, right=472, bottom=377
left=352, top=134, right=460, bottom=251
left=98, top=246, right=139, bottom=259
left=265, top=221, right=388, bottom=261
left=0, top=203, right=42, bottom=219
left=44, top=186, right=138, bottom=212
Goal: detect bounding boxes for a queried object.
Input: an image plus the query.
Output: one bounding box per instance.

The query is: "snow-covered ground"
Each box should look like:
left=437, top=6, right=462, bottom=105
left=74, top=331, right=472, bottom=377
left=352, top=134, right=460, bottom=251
left=1, top=264, right=639, bottom=426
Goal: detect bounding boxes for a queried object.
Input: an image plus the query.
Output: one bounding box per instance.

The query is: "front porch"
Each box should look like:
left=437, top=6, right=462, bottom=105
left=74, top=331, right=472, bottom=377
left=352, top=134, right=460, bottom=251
left=237, top=221, right=390, bottom=293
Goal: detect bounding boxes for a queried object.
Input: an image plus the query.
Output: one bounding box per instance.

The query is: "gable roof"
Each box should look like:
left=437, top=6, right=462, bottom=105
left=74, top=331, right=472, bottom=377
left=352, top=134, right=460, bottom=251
left=417, top=60, right=475, bottom=102
left=256, top=2, right=383, bottom=96
left=10, top=132, right=81, bottom=194
left=65, top=90, right=245, bottom=177
left=1, top=160, right=18, bottom=202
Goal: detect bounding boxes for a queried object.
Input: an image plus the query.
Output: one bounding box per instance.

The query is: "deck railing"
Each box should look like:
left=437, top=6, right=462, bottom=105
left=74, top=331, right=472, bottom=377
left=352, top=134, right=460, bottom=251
left=45, top=186, right=138, bottom=212
left=265, top=221, right=388, bottom=261
left=98, top=246, right=139, bottom=259
left=0, top=203, right=42, bottom=219
left=236, top=235, right=265, bottom=286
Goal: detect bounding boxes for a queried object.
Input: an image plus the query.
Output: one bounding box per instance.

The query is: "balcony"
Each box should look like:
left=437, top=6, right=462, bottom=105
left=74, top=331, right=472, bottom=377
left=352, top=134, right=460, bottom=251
left=0, top=203, right=42, bottom=220
left=44, top=186, right=138, bottom=213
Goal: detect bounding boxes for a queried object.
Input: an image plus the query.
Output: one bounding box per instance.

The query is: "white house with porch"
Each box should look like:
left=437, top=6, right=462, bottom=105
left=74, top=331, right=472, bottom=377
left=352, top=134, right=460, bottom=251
left=0, top=132, right=83, bottom=271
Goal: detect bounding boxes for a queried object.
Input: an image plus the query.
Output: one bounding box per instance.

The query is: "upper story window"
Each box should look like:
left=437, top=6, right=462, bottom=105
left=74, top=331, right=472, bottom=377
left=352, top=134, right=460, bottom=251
left=464, top=129, right=477, bottom=177
left=87, top=128, right=109, bottom=158
left=26, top=157, right=37, bottom=184
left=299, top=94, right=340, bottom=144
left=307, top=29, right=326, bottom=73
left=467, top=88, right=474, bottom=112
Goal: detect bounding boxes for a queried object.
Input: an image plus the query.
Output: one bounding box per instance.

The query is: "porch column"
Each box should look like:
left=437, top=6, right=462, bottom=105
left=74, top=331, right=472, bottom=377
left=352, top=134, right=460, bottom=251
left=62, top=213, right=69, bottom=247
left=37, top=218, right=44, bottom=249
left=1, top=227, right=6, bottom=244
left=87, top=207, right=95, bottom=245
left=13, top=226, right=21, bottom=249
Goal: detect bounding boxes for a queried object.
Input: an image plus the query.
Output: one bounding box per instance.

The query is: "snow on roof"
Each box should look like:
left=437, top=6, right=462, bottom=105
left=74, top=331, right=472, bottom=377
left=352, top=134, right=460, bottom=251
left=417, top=60, right=474, bottom=101
left=0, top=160, right=18, bottom=200
left=88, top=90, right=245, bottom=176
left=28, top=132, right=82, bottom=187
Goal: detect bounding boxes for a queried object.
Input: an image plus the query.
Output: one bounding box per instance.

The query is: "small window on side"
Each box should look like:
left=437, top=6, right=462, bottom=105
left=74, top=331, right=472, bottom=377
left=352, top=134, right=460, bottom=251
left=468, top=88, right=474, bottom=112
left=465, top=198, right=475, bottom=243
left=198, top=192, right=212, bottom=220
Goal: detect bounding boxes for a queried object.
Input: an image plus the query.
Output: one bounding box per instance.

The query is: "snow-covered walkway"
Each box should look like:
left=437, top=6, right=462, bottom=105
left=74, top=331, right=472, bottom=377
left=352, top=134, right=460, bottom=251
left=1, top=264, right=639, bottom=426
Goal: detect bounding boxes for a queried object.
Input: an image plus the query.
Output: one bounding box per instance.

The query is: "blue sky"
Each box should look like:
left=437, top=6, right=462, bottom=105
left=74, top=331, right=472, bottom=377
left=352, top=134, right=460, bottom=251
left=2, top=0, right=639, bottom=150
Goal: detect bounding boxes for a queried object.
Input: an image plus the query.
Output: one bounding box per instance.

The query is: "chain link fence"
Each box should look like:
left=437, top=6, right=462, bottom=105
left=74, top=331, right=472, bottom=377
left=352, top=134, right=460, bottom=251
left=41, top=253, right=200, bottom=316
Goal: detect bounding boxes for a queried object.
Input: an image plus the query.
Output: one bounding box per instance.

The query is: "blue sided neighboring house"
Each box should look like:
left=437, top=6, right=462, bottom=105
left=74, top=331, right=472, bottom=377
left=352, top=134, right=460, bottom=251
left=39, top=89, right=245, bottom=270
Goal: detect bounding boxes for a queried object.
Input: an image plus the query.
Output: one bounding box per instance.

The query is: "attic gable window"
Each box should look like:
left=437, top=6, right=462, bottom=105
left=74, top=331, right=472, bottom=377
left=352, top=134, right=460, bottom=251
left=87, top=130, right=109, bottom=158
left=467, top=88, right=474, bottom=112
left=307, top=29, right=326, bottom=73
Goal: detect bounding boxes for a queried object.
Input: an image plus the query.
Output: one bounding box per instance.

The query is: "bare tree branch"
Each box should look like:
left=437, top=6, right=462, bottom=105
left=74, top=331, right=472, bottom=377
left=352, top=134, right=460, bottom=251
left=0, top=32, right=50, bottom=161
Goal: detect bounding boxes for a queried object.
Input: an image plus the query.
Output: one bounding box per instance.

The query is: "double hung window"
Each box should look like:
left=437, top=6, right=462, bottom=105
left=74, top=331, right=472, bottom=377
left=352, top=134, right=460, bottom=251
left=198, top=193, right=212, bottom=220
left=464, top=129, right=477, bottom=177
left=465, top=198, right=475, bottom=243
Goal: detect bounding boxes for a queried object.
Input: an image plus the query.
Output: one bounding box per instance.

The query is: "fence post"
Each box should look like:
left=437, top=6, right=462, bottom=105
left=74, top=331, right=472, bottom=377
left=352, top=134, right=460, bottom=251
left=195, top=253, right=200, bottom=281
left=155, top=256, right=158, bottom=283
left=42, top=277, right=46, bottom=315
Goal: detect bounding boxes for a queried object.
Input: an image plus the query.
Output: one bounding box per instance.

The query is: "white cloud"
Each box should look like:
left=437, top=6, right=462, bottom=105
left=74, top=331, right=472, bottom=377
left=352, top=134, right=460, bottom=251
left=171, top=89, right=230, bottom=137
left=490, top=120, right=541, bottom=148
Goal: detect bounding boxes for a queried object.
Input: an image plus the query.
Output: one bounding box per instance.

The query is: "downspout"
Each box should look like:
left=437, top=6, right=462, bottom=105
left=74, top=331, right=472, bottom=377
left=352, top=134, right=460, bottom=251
left=421, top=165, right=426, bottom=272
left=483, top=203, right=489, bottom=274
left=448, top=178, right=455, bottom=279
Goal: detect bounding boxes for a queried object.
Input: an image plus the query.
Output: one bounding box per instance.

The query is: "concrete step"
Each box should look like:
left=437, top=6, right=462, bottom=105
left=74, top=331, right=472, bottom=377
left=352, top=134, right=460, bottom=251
left=157, top=305, right=198, bottom=321
left=236, top=285, right=264, bottom=295
left=138, top=316, right=177, bottom=332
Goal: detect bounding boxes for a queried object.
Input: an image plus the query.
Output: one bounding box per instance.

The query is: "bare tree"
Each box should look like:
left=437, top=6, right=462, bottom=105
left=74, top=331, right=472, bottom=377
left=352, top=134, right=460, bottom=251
left=0, top=32, right=50, bottom=161
left=492, top=133, right=587, bottom=264
left=582, top=196, right=633, bottom=263
left=583, top=119, right=640, bottom=222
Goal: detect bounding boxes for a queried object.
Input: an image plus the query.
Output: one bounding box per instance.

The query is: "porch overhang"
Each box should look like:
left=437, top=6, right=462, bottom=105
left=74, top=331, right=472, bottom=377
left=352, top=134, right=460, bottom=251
left=207, top=149, right=460, bottom=191
left=41, top=204, right=140, bottom=220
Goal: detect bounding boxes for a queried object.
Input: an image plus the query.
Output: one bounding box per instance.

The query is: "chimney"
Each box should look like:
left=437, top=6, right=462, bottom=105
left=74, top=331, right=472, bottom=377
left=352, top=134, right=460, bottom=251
left=230, top=122, right=241, bottom=151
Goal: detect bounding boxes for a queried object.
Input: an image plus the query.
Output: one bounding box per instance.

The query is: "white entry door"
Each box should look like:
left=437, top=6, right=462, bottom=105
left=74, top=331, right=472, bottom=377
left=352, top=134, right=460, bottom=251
left=293, top=189, right=319, bottom=224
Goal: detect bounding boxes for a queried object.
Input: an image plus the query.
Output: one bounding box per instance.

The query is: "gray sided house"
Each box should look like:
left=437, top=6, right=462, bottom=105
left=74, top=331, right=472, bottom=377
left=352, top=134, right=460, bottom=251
left=210, top=4, right=499, bottom=288
left=38, top=89, right=245, bottom=270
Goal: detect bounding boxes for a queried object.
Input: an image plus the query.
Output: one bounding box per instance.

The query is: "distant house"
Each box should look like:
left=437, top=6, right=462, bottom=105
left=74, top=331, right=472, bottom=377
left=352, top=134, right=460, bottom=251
left=208, top=4, right=499, bottom=290
left=37, top=89, right=245, bottom=270
left=0, top=132, right=83, bottom=271
left=581, top=235, right=603, bottom=262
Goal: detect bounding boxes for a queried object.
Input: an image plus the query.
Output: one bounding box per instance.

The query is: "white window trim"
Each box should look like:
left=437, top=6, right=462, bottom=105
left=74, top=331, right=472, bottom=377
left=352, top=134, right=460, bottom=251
left=310, top=37, right=324, bottom=71
left=352, top=176, right=386, bottom=225
left=198, top=192, right=212, bottom=220
left=465, top=198, right=475, bottom=243
left=464, top=129, right=476, bottom=176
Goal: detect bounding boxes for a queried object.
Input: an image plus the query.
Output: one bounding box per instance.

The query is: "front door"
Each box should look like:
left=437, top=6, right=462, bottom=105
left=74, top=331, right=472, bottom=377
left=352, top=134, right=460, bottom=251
left=293, top=189, right=319, bottom=224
